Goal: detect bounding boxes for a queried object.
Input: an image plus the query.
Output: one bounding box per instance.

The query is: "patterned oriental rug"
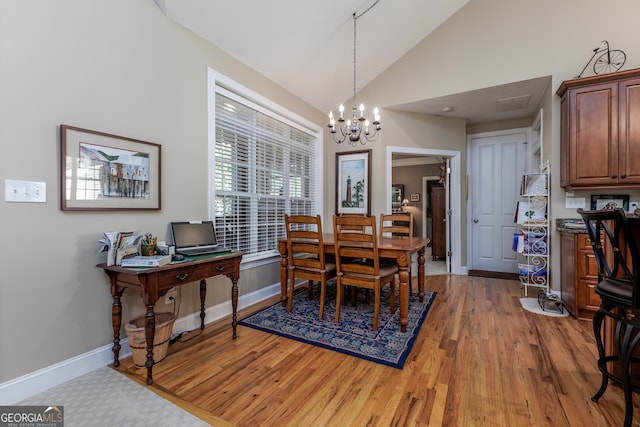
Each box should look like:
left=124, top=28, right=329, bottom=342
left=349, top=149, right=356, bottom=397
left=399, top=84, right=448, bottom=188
left=239, top=284, right=436, bottom=369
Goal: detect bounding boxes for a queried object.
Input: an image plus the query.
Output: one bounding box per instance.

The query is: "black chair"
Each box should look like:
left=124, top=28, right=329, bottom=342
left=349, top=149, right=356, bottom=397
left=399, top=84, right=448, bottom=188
left=578, top=208, right=640, bottom=427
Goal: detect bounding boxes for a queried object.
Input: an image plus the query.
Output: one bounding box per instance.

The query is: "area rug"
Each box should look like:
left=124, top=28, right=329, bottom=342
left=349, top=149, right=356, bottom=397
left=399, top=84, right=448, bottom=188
left=239, top=284, right=436, bottom=369
left=18, top=367, right=210, bottom=426
left=520, top=297, right=569, bottom=318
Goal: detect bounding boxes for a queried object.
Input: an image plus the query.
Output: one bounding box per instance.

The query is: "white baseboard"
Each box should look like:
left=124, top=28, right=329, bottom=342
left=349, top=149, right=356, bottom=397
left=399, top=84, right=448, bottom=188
left=0, top=282, right=281, bottom=405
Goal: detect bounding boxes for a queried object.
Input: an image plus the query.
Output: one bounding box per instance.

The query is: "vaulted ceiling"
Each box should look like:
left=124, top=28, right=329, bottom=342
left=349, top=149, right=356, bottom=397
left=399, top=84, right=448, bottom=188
left=154, top=0, right=548, bottom=124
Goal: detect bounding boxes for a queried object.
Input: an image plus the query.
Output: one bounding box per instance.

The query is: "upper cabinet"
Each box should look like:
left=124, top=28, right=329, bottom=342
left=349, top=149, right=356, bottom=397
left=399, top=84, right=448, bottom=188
left=557, top=69, right=640, bottom=190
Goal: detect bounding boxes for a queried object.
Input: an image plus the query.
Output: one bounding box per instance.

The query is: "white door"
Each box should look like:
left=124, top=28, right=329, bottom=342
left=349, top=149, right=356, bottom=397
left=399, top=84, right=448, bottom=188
left=444, top=158, right=452, bottom=273
left=470, top=131, right=527, bottom=273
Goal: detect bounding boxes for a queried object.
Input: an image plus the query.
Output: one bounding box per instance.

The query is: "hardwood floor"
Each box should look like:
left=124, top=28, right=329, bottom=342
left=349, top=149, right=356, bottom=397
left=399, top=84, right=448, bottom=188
left=116, top=275, right=636, bottom=426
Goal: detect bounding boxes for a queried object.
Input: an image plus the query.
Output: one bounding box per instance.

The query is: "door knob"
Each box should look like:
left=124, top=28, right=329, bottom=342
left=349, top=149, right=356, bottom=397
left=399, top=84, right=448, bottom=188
left=473, top=219, right=479, bottom=223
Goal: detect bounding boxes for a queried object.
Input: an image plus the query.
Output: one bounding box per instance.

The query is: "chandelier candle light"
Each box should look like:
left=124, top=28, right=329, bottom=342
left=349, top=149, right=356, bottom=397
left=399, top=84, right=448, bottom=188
left=328, top=2, right=381, bottom=145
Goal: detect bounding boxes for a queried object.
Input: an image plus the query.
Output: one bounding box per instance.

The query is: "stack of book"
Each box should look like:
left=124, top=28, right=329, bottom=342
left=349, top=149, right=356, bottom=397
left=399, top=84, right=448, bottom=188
left=513, top=232, right=547, bottom=255
left=120, top=255, right=171, bottom=268
left=99, top=230, right=143, bottom=266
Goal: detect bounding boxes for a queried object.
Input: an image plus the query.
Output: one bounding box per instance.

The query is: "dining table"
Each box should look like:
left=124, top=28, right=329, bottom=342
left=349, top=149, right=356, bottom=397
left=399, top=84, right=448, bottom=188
left=278, top=234, right=430, bottom=332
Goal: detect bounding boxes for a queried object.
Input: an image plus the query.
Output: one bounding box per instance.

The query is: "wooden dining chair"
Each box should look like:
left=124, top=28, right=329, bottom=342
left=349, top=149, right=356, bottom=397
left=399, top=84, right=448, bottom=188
left=338, top=213, right=368, bottom=233
left=380, top=212, right=413, bottom=238
left=333, top=214, right=398, bottom=330
left=380, top=212, right=414, bottom=294
left=285, top=214, right=336, bottom=320
left=578, top=208, right=640, bottom=427
left=336, top=213, right=370, bottom=304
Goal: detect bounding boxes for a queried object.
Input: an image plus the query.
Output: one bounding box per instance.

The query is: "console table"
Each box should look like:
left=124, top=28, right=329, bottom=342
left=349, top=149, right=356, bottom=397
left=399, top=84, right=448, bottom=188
left=98, top=251, right=243, bottom=384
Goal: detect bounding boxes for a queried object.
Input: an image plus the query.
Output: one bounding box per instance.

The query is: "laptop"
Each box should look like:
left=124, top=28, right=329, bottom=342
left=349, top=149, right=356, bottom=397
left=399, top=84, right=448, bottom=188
left=170, top=221, right=231, bottom=256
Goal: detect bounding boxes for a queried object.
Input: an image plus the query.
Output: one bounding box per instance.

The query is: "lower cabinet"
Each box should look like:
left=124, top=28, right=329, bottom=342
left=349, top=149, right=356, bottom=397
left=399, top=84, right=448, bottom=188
left=559, top=231, right=602, bottom=319
left=560, top=229, right=640, bottom=381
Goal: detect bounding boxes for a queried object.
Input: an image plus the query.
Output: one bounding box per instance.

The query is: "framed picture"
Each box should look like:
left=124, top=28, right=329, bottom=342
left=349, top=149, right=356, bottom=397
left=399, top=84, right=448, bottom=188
left=391, top=183, right=404, bottom=212
left=60, top=125, right=161, bottom=211
left=590, top=194, right=629, bottom=211
left=335, top=149, right=371, bottom=215
left=410, top=193, right=420, bottom=202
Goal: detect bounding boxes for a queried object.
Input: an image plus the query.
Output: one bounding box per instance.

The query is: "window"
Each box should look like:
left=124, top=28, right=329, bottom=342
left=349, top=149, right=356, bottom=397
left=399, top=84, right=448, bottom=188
left=209, top=71, right=322, bottom=262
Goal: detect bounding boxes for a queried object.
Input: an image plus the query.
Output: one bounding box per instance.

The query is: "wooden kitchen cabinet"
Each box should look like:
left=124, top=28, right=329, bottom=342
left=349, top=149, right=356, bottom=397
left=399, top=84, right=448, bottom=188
left=557, top=68, right=640, bottom=190
left=559, top=231, right=601, bottom=319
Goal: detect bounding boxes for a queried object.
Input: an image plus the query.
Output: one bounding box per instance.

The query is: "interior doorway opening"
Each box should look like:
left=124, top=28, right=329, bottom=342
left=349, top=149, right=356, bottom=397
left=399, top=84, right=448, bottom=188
left=386, top=146, right=462, bottom=275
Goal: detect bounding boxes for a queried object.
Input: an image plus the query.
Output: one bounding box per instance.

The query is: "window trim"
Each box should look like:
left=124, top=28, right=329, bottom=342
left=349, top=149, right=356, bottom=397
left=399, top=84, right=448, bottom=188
left=207, top=68, right=324, bottom=265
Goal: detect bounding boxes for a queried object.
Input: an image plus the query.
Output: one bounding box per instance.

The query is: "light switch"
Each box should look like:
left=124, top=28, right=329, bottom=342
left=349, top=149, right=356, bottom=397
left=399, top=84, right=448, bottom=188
left=565, top=197, right=585, bottom=209
left=4, top=179, right=46, bottom=203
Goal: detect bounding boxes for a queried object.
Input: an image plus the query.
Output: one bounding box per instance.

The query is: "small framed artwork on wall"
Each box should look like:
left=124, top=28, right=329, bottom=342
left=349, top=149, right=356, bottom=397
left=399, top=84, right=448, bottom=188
left=590, top=194, right=629, bottom=211
left=60, top=125, right=161, bottom=211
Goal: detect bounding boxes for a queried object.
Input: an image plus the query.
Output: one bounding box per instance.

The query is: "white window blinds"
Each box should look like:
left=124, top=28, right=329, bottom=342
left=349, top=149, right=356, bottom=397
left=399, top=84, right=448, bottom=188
left=213, top=88, right=318, bottom=261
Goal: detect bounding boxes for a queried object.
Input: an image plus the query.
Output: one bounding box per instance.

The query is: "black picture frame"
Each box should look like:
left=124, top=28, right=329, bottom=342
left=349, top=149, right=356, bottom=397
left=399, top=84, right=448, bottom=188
left=335, top=149, right=372, bottom=215
left=590, top=194, right=629, bottom=211
left=391, top=183, right=404, bottom=212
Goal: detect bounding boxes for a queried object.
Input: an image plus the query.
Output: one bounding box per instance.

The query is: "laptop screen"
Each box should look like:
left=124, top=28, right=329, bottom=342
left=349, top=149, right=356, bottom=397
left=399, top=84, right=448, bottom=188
left=170, top=221, right=218, bottom=249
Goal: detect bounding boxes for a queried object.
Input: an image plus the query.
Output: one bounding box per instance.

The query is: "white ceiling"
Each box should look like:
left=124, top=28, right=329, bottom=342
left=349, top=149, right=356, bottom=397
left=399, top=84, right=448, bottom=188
left=154, top=0, right=549, bottom=124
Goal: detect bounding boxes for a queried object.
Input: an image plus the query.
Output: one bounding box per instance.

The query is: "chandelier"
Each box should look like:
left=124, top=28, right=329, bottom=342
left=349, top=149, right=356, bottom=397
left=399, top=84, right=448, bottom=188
left=328, top=3, right=381, bottom=145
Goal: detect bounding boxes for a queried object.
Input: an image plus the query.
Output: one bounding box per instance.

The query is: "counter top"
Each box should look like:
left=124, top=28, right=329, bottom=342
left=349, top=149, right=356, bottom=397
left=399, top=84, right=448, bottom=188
left=556, top=218, right=587, bottom=233
left=558, top=212, right=640, bottom=233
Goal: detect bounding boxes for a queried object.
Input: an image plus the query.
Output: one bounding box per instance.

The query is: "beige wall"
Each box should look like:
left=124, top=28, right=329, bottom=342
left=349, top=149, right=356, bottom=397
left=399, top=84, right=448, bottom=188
left=3, top=0, right=640, bottom=385
left=322, top=110, right=466, bottom=232
left=392, top=163, right=442, bottom=238
left=341, top=0, right=640, bottom=289
left=0, top=0, right=325, bottom=383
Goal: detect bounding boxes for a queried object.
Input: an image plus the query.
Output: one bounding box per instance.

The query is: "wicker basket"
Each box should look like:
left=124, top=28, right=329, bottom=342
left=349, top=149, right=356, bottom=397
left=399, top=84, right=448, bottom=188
left=124, top=312, right=175, bottom=367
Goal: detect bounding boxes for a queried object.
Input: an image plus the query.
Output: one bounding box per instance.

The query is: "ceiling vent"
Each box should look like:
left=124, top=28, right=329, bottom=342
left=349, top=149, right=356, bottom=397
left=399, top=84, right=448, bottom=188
left=495, top=94, right=531, bottom=113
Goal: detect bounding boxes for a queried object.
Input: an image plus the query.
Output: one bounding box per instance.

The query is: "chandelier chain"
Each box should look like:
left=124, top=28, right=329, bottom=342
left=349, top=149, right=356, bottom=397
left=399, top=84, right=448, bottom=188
left=353, top=13, right=357, bottom=103
left=327, top=0, right=382, bottom=145
left=353, top=0, right=380, bottom=103
left=355, top=0, right=380, bottom=20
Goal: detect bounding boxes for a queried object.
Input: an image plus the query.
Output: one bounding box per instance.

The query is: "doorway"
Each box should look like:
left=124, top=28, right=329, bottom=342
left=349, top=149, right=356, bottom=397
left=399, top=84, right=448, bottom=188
left=387, top=146, right=461, bottom=275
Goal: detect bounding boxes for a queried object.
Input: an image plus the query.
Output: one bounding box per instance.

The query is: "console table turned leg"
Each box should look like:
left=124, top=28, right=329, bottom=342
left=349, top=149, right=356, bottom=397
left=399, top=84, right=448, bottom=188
left=199, top=279, right=206, bottom=330
left=144, top=306, right=156, bottom=385
left=110, top=287, right=125, bottom=367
